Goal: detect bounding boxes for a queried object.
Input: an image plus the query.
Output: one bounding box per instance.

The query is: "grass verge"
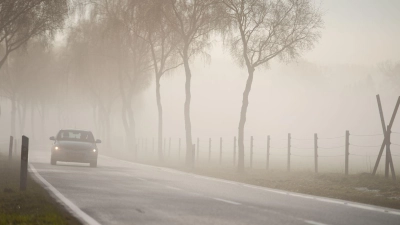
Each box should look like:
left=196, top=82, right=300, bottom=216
left=0, top=153, right=81, bottom=225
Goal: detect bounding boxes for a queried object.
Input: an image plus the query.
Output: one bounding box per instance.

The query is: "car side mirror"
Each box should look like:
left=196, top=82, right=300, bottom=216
left=95, top=139, right=101, bottom=144
left=50, top=136, right=55, bottom=141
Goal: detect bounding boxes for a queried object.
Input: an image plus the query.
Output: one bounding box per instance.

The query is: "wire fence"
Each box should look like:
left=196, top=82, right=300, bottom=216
left=134, top=130, right=400, bottom=175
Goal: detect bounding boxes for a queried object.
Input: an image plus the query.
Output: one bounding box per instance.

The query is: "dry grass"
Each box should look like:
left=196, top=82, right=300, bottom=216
left=152, top=162, right=400, bottom=209
left=0, top=154, right=81, bottom=225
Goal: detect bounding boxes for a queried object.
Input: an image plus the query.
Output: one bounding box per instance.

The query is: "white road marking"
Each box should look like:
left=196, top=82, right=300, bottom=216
left=29, top=164, right=101, bottom=225
left=136, top=178, right=147, bottom=181
left=304, top=220, right=329, bottom=225
left=99, top=155, right=400, bottom=216
left=315, top=198, right=343, bottom=205
left=213, top=198, right=241, bottom=205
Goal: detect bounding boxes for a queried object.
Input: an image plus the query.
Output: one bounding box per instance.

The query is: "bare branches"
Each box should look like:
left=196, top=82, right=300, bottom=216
left=222, top=0, right=323, bottom=69
left=0, top=0, right=69, bottom=69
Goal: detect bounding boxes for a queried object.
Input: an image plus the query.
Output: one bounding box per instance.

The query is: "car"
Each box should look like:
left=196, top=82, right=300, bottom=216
left=50, top=129, right=101, bottom=167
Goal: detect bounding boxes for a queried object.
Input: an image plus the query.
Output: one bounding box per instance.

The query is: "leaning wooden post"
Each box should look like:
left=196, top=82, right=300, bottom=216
left=219, top=137, right=222, bottom=165
left=345, top=130, right=350, bottom=175
left=385, top=125, right=391, bottom=178
left=314, top=133, right=318, bottom=173
left=267, top=135, right=270, bottom=170
left=250, top=136, right=254, bottom=168
left=373, top=95, right=399, bottom=176
left=208, top=138, right=211, bottom=163
left=287, top=133, right=291, bottom=172
left=20, top=136, right=29, bottom=191
left=233, top=136, right=237, bottom=167
left=197, top=138, right=200, bottom=161
left=8, top=136, right=13, bottom=161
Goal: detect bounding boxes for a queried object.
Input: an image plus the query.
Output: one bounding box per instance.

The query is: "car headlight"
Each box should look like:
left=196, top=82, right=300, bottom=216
left=55, top=146, right=59, bottom=150
left=93, top=149, right=97, bottom=153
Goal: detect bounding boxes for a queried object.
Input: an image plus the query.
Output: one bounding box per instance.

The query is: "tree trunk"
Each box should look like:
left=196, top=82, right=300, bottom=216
left=182, top=47, right=193, bottom=167
left=156, top=74, right=164, bottom=162
left=238, top=67, right=255, bottom=172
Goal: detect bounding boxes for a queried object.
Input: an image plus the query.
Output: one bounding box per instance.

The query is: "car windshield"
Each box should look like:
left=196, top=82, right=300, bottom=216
left=57, top=130, right=95, bottom=142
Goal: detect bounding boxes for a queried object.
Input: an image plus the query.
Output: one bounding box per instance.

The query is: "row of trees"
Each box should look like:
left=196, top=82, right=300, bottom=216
left=0, top=0, right=323, bottom=172
left=0, top=0, right=69, bottom=138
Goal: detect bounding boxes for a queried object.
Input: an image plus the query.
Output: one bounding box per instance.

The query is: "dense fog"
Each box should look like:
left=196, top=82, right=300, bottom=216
left=1, top=0, right=400, bottom=174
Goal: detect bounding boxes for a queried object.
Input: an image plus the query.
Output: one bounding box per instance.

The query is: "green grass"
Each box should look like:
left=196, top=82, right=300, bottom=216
left=0, top=153, right=81, bottom=225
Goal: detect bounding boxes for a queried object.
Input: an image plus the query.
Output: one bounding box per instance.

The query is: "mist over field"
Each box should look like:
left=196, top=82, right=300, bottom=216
left=1, top=0, right=400, bottom=174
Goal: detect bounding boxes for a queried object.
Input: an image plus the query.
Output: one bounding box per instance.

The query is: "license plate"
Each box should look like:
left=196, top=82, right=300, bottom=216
left=68, top=152, right=84, bottom=158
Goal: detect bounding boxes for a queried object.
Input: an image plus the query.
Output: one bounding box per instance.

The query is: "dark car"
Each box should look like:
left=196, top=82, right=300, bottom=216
left=50, top=129, right=101, bottom=167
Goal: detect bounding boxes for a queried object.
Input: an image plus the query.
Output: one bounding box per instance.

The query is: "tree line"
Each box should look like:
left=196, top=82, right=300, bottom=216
left=0, top=0, right=323, bottom=171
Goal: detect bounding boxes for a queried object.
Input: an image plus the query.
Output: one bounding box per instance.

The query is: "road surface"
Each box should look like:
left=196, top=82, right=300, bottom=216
left=29, top=151, right=400, bottom=225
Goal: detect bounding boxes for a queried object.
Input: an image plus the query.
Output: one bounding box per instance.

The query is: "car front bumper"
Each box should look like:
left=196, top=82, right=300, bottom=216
left=51, top=150, right=97, bottom=163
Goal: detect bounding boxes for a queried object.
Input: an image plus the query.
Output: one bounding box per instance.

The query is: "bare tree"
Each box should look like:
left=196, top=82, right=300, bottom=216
left=165, top=0, right=221, bottom=166
left=140, top=0, right=181, bottom=162
left=0, top=0, right=68, bottom=69
left=66, top=0, right=152, bottom=151
left=221, top=0, right=323, bottom=172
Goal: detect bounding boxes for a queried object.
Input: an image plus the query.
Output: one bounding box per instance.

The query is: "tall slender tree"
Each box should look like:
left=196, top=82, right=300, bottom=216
left=140, top=1, right=181, bottom=161
left=221, top=0, right=323, bottom=172
left=164, top=0, right=221, bottom=166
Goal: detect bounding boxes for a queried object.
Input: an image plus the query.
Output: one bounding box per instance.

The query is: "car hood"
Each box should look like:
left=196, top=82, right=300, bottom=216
left=56, top=141, right=95, bottom=150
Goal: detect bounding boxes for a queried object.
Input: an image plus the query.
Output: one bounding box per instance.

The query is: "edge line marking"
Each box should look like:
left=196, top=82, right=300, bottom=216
left=29, top=163, right=101, bottom=225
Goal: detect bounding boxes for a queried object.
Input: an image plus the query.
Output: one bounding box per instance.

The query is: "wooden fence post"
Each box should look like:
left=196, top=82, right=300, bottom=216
left=267, top=135, right=270, bottom=170
left=345, top=130, right=350, bottom=175
left=20, top=136, right=29, bottom=191
left=219, top=137, right=222, bottom=165
left=233, top=136, right=237, bottom=167
left=197, top=138, right=200, bottom=161
left=8, top=136, right=13, bottom=161
left=287, top=133, right=291, bottom=172
left=314, top=133, right=318, bottom=173
left=250, top=136, right=254, bottom=168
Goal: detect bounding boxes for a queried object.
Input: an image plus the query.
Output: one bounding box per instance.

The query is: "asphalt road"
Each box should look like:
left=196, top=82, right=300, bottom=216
left=29, top=151, right=400, bottom=225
